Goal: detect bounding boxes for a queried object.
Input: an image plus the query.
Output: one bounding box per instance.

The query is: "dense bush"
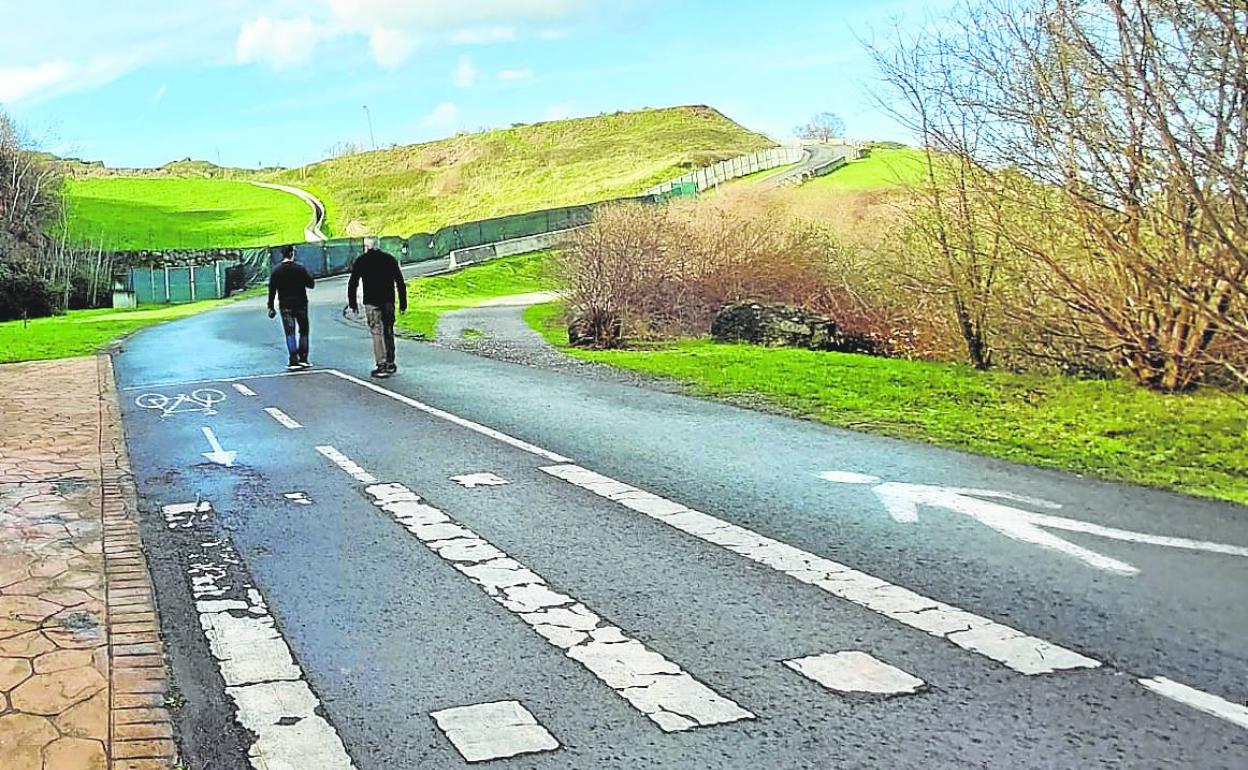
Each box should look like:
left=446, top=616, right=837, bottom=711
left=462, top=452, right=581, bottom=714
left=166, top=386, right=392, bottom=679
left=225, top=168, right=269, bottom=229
left=555, top=195, right=903, bottom=350
left=0, top=260, right=55, bottom=321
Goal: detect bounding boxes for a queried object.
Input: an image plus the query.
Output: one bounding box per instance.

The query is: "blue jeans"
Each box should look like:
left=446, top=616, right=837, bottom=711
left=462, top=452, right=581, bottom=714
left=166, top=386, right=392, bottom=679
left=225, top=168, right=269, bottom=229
left=280, top=307, right=310, bottom=364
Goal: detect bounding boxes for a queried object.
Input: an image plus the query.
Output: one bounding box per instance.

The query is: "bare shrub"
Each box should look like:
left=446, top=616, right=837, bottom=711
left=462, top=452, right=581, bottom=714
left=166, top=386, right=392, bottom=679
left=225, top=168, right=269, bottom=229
left=866, top=0, right=1248, bottom=391
left=555, top=193, right=901, bottom=349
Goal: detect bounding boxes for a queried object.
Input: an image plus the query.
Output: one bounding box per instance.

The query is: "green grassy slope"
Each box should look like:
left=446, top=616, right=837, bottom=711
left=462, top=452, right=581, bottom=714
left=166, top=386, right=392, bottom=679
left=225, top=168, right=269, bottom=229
left=394, top=252, right=553, bottom=338
left=0, top=292, right=262, bottom=364
left=63, top=177, right=311, bottom=250
left=268, top=106, right=774, bottom=237
left=795, top=147, right=927, bottom=194
left=526, top=303, right=1248, bottom=505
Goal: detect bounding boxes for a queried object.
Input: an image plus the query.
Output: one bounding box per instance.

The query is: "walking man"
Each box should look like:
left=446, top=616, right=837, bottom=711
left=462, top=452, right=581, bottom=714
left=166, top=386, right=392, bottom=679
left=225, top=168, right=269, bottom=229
left=267, top=245, right=314, bottom=370
left=347, top=236, right=407, bottom=378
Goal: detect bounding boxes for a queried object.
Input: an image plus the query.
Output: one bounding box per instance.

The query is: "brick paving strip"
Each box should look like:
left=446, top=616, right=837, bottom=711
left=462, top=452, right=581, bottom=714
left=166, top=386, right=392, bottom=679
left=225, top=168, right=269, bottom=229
left=1, top=356, right=176, bottom=770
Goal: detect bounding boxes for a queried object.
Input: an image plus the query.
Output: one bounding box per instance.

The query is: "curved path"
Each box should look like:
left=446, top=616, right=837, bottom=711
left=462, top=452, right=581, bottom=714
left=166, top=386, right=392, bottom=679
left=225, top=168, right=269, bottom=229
left=250, top=180, right=328, bottom=242
left=759, top=144, right=854, bottom=189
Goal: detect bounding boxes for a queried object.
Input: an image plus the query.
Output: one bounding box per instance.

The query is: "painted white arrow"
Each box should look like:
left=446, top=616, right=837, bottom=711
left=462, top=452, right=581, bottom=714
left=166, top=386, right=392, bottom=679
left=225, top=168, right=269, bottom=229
left=819, top=471, right=1248, bottom=576
left=201, top=427, right=237, bottom=467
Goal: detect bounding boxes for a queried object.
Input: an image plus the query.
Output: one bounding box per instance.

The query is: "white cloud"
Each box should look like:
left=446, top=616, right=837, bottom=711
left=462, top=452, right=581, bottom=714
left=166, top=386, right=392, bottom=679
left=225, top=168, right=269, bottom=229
left=450, top=26, right=518, bottom=45
left=538, top=28, right=568, bottom=41
left=454, top=55, right=478, bottom=88
left=543, top=102, right=575, bottom=121
left=369, top=27, right=415, bottom=69
left=326, top=0, right=583, bottom=31
left=0, top=61, right=75, bottom=103
left=498, top=68, right=533, bottom=82
left=236, top=17, right=318, bottom=70
left=152, top=84, right=168, bottom=103
left=424, top=101, right=461, bottom=130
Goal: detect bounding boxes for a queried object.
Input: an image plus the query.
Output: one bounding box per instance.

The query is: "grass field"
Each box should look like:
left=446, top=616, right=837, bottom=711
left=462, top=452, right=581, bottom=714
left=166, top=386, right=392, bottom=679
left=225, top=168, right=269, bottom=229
left=63, top=177, right=310, bottom=250
left=0, top=292, right=260, bottom=364
left=268, top=106, right=773, bottom=237
left=394, top=252, right=554, bottom=339
left=526, top=302, right=1248, bottom=505
left=796, top=147, right=927, bottom=194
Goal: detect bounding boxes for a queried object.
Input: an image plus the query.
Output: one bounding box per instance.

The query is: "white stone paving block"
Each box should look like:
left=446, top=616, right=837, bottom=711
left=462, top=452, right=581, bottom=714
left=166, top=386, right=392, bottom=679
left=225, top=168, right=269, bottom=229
left=431, top=700, right=560, bottom=763
left=785, top=651, right=926, bottom=696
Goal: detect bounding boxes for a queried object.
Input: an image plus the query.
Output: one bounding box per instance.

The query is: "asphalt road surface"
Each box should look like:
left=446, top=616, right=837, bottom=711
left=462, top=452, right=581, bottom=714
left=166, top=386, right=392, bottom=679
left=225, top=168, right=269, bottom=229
left=112, top=269, right=1248, bottom=769
left=759, top=145, right=855, bottom=188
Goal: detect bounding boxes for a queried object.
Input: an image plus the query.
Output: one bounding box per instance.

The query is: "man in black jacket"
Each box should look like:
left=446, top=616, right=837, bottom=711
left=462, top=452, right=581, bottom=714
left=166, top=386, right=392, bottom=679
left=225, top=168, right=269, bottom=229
left=347, top=237, right=407, bottom=378
left=267, top=245, right=315, bottom=370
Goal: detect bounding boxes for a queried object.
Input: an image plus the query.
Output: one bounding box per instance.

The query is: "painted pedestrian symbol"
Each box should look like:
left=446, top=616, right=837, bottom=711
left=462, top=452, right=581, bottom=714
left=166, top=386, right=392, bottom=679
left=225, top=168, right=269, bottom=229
left=819, top=471, right=1248, bottom=576
left=136, top=388, right=227, bottom=418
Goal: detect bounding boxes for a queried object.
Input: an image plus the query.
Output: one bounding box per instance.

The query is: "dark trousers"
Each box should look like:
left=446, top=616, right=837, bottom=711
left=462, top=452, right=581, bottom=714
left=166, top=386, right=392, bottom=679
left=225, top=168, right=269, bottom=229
left=280, top=306, right=310, bottom=364
left=365, top=303, right=396, bottom=366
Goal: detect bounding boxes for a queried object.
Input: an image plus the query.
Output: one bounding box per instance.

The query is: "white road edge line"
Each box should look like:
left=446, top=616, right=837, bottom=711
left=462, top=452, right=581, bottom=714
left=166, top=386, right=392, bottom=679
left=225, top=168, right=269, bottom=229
left=1140, top=677, right=1248, bottom=731
left=540, top=463, right=1100, bottom=677
left=233, top=383, right=258, bottom=397
left=264, top=407, right=302, bottom=430
left=287, top=368, right=1243, bottom=732
left=324, top=369, right=571, bottom=463
left=316, top=446, right=752, bottom=733
left=170, top=504, right=356, bottom=770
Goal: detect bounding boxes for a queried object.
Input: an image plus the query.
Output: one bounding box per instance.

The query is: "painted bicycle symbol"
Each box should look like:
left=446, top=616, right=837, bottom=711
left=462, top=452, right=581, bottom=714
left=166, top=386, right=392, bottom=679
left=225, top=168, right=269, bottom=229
left=135, top=388, right=227, bottom=418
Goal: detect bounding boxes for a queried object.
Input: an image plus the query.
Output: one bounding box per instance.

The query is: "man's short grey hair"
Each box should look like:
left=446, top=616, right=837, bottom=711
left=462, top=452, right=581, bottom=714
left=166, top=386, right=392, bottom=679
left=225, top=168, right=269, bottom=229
left=364, top=236, right=380, bottom=250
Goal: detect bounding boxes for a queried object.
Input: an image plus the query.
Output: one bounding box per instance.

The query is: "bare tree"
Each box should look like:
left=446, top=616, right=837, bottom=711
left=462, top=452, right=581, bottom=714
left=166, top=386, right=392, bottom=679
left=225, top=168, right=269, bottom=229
left=0, top=111, right=62, bottom=261
left=794, top=112, right=846, bottom=143
left=867, top=0, right=1248, bottom=390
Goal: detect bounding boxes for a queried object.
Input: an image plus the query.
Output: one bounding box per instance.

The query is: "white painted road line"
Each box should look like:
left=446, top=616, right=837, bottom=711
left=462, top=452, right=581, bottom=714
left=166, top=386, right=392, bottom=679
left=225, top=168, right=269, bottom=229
left=316, top=446, right=378, bottom=484
left=325, top=369, right=572, bottom=463
left=785, top=651, right=926, bottom=696
left=1140, top=677, right=1248, bottom=731
left=233, top=383, right=258, bottom=396
left=171, top=506, right=357, bottom=770
left=540, top=464, right=1101, bottom=676
left=264, top=407, right=303, bottom=430
left=431, top=701, right=560, bottom=763
left=316, top=447, right=753, bottom=733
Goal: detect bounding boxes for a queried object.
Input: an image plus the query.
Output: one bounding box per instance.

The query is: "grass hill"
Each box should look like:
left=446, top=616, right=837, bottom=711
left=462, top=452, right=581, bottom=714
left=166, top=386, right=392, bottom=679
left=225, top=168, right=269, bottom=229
left=58, top=105, right=771, bottom=249
left=265, top=105, right=773, bottom=237
left=63, top=177, right=309, bottom=250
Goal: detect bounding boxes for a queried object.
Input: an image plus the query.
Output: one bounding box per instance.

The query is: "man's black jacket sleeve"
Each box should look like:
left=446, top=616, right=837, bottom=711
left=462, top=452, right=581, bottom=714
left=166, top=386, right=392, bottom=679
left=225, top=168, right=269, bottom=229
left=347, top=260, right=361, bottom=311
left=393, top=258, right=407, bottom=312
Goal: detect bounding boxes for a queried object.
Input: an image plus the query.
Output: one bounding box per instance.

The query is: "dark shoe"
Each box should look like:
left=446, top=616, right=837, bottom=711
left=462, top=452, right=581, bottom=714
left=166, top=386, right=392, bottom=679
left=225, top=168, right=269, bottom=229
left=297, top=361, right=313, bottom=369
left=287, top=362, right=301, bottom=371
left=371, top=367, right=392, bottom=379
left=386, top=362, right=397, bottom=373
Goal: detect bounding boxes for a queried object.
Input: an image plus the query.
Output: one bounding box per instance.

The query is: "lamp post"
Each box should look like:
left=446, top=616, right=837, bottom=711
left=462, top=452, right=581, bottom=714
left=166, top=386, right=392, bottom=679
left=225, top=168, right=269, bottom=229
left=363, top=105, right=376, bottom=150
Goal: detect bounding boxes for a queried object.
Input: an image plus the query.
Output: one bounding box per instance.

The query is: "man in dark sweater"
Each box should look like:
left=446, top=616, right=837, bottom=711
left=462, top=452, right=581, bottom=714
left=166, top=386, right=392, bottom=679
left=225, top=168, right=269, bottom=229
left=347, top=237, right=407, bottom=378
left=267, top=245, right=315, bottom=370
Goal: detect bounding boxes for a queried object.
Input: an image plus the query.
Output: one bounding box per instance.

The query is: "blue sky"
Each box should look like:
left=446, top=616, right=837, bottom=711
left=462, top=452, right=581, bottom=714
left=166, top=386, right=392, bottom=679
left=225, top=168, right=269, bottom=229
left=0, top=0, right=950, bottom=169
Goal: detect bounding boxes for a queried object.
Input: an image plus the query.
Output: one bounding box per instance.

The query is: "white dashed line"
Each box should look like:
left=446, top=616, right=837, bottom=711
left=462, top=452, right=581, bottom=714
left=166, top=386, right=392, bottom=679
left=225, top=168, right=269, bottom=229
left=264, top=407, right=302, bottom=430
left=451, top=472, right=511, bottom=489
left=325, top=370, right=571, bottom=463
left=784, top=651, right=926, bottom=696
left=1140, top=677, right=1248, bottom=731
left=540, top=464, right=1100, bottom=676
left=232, top=383, right=258, bottom=396
left=170, top=504, right=357, bottom=770
left=316, top=446, right=378, bottom=484
left=316, top=449, right=752, bottom=733
left=431, top=701, right=559, bottom=763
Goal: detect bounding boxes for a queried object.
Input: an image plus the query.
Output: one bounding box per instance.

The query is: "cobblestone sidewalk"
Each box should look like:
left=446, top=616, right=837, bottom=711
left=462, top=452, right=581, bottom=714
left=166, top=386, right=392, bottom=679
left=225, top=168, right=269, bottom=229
left=1, top=357, right=175, bottom=770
